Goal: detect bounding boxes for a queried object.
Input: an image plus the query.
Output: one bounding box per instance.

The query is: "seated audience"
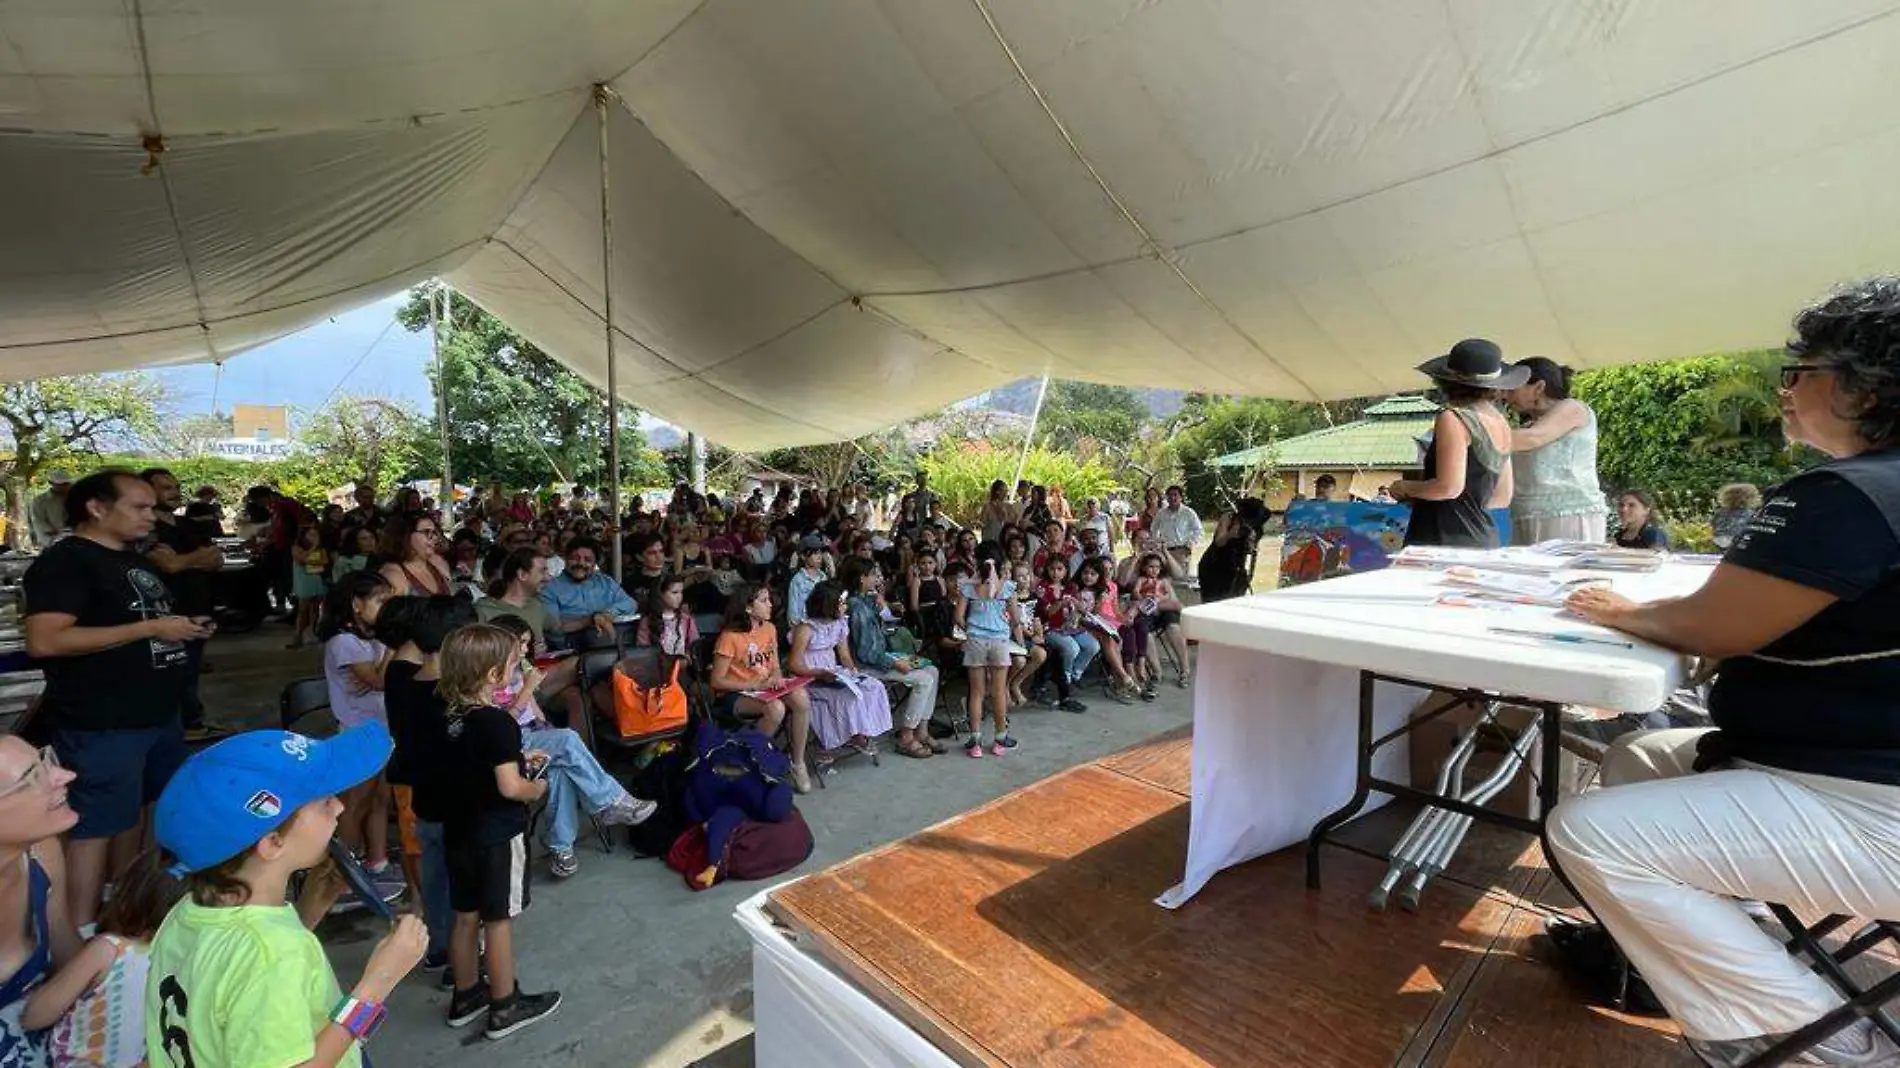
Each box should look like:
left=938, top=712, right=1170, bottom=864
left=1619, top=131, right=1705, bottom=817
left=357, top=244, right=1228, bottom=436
left=841, top=558, right=942, bottom=759
left=789, top=581, right=894, bottom=757
left=538, top=538, right=636, bottom=651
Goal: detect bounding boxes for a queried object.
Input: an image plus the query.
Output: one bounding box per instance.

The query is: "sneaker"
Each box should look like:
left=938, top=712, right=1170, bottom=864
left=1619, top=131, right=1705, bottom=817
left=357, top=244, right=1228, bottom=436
left=790, top=761, right=813, bottom=794
left=181, top=723, right=232, bottom=744
left=485, top=989, right=562, bottom=1040
left=1057, top=698, right=1089, bottom=713
left=440, top=956, right=488, bottom=989
left=421, top=949, right=450, bottom=974
left=1141, top=679, right=1158, bottom=701
left=549, top=849, right=579, bottom=880
left=1175, top=671, right=1191, bottom=689
left=364, top=863, right=407, bottom=903
left=1687, top=1021, right=1900, bottom=1066
left=963, top=737, right=984, bottom=759
left=597, top=795, right=657, bottom=827
left=446, top=985, right=491, bottom=1028
left=991, top=735, right=1018, bottom=756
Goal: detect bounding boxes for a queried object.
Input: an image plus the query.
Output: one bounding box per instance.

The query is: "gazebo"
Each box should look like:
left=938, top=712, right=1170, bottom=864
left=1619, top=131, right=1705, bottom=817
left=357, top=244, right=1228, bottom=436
left=1212, top=395, right=1439, bottom=509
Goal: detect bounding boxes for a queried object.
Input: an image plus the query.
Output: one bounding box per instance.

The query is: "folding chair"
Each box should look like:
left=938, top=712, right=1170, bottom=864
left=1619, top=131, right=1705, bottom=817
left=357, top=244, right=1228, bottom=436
left=279, top=677, right=337, bottom=737
left=1738, top=908, right=1900, bottom=1068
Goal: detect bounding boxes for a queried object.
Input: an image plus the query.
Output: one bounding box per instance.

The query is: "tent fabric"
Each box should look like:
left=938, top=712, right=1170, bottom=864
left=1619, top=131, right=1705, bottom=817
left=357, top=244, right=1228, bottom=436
left=2, top=2, right=1897, bottom=449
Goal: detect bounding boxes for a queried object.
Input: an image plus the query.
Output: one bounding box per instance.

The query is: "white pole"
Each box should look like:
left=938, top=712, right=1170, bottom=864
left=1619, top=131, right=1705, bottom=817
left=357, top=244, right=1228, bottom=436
left=689, top=432, right=706, bottom=494
left=431, top=286, right=452, bottom=510
left=1012, top=372, right=1051, bottom=490
left=596, top=84, right=623, bottom=582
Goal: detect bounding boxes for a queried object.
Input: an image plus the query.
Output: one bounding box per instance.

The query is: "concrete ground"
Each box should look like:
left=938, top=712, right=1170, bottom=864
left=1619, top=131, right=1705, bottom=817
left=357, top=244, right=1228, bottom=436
left=198, top=618, right=1196, bottom=1067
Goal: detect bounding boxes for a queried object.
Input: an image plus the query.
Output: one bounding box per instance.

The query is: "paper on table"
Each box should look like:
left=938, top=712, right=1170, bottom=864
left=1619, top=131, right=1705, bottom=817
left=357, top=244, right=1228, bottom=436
left=1393, top=546, right=1570, bottom=575
left=1440, top=566, right=1605, bottom=606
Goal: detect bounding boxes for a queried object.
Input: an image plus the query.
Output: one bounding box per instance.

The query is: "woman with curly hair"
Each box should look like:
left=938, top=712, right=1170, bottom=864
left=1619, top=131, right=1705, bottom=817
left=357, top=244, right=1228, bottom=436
left=1552, top=277, right=1900, bottom=1067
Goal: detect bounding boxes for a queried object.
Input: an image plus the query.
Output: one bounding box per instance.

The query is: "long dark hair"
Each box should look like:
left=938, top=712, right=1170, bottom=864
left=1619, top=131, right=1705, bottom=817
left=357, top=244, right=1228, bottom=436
left=722, top=583, right=768, bottom=633
left=317, top=570, right=389, bottom=641
left=1516, top=356, right=1574, bottom=401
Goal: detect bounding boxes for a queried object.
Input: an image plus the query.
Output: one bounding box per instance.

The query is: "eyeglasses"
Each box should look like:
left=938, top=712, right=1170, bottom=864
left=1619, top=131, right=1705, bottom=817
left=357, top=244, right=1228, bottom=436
left=1781, top=364, right=1833, bottom=390
left=415, top=527, right=441, bottom=537
left=0, top=747, right=60, bottom=800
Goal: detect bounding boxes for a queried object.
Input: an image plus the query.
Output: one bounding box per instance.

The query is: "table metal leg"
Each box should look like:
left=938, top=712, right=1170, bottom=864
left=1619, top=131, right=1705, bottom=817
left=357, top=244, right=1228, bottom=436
left=1306, top=671, right=1377, bottom=889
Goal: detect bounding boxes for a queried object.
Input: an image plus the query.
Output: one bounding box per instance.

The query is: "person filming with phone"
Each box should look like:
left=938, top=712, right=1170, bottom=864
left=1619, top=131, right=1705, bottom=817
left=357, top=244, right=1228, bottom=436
left=23, top=469, right=214, bottom=932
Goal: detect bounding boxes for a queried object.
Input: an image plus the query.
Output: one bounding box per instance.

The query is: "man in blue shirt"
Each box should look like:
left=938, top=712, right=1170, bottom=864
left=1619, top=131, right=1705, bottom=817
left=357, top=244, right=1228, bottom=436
left=539, top=539, right=636, bottom=650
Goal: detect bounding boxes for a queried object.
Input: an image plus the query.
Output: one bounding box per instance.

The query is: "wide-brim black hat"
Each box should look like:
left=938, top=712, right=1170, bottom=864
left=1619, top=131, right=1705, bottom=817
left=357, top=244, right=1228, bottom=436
left=1416, top=338, right=1529, bottom=390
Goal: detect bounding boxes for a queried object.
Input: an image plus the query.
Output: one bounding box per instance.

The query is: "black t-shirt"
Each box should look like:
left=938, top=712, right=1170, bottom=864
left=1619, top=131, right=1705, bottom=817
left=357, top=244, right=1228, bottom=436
left=182, top=501, right=223, bottom=538
left=144, top=516, right=212, bottom=616
left=23, top=536, right=190, bottom=730
left=381, top=659, right=424, bottom=792
left=622, top=566, right=669, bottom=607
left=1711, top=470, right=1900, bottom=783
left=441, top=704, right=529, bottom=846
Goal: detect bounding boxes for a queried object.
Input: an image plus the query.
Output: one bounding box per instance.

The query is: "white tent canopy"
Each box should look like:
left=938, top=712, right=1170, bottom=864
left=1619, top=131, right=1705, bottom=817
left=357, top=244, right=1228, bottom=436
left=4, top=1, right=1897, bottom=449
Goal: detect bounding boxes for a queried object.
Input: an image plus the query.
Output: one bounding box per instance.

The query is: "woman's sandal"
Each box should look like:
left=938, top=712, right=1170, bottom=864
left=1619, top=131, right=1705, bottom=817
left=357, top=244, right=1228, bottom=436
left=897, top=738, right=934, bottom=759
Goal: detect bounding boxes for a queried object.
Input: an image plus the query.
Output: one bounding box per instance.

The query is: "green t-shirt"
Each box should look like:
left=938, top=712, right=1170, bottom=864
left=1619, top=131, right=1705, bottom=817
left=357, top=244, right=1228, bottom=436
left=146, top=899, right=355, bottom=1068
left=475, top=594, right=549, bottom=651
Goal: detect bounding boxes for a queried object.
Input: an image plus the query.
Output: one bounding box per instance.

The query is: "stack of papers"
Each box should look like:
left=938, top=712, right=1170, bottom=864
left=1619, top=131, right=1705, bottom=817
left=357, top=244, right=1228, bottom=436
left=1526, top=540, right=1666, bottom=572
left=1439, top=566, right=1606, bottom=607
left=1392, top=546, right=1570, bottom=575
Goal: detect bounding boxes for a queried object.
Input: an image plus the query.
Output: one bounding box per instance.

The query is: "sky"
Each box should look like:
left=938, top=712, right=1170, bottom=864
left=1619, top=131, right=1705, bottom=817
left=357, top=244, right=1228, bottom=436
left=153, top=294, right=435, bottom=417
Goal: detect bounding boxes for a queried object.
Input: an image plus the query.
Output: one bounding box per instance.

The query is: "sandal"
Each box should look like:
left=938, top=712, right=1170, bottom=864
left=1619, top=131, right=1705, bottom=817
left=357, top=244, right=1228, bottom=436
left=925, top=736, right=948, bottom=754
left=897, top=739, right=933, bottom=759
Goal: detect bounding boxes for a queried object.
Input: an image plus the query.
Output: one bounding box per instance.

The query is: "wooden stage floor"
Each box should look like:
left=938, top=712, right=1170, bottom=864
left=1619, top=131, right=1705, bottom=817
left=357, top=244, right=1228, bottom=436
left=768, top=726, right=1689, bottom=1067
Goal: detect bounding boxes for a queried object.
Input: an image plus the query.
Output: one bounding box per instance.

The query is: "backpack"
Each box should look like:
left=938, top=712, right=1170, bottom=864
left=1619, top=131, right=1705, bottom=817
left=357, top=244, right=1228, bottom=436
left=663, top=808, right=813, bottom=891
left=624, top=743, right=692, bottom=858
left=610, top=646, right=689, bottom=738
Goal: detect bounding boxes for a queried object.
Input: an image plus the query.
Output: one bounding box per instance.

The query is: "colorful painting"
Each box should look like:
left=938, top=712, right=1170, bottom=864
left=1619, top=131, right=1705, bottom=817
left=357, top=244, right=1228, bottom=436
left=1278, top=500, right=1412, bottom=587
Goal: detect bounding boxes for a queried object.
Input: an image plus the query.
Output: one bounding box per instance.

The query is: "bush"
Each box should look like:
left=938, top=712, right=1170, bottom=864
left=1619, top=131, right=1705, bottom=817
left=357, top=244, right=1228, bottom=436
left=1661, top=517, right=1717, bottom=553
left=919, top=441, right=1118, bottom=526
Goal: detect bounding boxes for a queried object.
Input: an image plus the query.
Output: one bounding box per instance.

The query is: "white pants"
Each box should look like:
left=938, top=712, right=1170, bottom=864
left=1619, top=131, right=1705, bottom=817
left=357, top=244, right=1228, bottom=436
left=1547, top=728, right=1900, bottom=1040
left=867, top=664, right=938, bottom=730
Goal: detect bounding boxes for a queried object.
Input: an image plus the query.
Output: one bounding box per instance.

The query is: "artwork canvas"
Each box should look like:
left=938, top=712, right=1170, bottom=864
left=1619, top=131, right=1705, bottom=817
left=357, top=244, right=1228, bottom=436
left=1277, top=500, right=1411, bottom=587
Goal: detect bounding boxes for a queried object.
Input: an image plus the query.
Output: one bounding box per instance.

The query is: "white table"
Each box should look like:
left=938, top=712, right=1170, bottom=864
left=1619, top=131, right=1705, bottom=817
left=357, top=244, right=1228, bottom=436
left=1158, top=561, right=1712, bottom=908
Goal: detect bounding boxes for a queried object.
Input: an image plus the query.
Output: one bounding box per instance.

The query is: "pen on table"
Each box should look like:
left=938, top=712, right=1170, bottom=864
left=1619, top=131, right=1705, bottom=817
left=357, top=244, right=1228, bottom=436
left=1486, top=626, right=1635, bottom=649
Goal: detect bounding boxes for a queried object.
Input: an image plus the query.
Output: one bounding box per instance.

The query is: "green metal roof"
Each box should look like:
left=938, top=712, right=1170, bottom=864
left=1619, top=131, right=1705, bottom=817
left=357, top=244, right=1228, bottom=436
left=1211, top=395, right=1439, bottom=469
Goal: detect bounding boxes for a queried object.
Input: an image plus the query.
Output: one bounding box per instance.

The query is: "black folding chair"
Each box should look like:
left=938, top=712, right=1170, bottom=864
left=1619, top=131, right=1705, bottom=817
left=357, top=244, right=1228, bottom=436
left=279, top=677, right=336, bottom=737
left=1739, top=908, right=1900, bottom=1067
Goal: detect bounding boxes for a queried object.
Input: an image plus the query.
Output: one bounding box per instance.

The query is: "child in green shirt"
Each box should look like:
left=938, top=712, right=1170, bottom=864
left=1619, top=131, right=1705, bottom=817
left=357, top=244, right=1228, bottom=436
left=145, top=723, right=425, bottom=1068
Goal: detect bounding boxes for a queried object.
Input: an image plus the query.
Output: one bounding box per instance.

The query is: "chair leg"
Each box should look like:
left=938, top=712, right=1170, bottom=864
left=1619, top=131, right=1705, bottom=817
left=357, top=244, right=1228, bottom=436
left=591, top=813, right=613, bottom=855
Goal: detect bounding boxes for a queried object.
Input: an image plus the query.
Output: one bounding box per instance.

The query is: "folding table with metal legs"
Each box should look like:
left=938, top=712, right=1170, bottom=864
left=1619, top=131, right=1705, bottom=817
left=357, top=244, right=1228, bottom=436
left=1304, top=669, right=1568, bottom=898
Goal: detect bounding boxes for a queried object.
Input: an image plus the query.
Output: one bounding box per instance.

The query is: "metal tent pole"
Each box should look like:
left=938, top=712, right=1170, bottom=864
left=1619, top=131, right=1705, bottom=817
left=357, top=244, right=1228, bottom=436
left=596, top=84, right=623, bottom=582
left=431, top=285, right=452, bottom=511
left=1012, top=372, right=1051, bottom=489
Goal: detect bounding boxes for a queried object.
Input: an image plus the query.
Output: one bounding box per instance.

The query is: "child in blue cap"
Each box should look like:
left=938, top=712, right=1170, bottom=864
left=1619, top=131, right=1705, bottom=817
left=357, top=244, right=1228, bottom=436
left=143, top=723, right=425, bottom=1068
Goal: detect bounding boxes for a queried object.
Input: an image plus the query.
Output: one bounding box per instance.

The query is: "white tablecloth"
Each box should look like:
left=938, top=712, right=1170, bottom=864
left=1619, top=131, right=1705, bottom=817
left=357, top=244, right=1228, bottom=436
left=1158, top=562, right=1710, bottom=908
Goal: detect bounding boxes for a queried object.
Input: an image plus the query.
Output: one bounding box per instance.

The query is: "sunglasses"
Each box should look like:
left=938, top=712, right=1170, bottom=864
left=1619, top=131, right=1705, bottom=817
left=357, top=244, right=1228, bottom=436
left=1781, top=364, right=1832, bottom=390
left=0, top=747, right=60, bottom=800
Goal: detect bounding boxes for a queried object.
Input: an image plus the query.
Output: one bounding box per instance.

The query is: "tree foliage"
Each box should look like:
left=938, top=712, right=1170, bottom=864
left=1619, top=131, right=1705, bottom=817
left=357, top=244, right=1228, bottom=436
left=919, top=440, right=1118, bottom=525
left=1037, top=381, right=1149, bottom=451
left=396, top=287, right=664, bottom=492
left=1573, top=353, right=1807, bottom=516
left=1166, top=395, right=1332, bottom=514
left=0, top=374, right=167, bottom=547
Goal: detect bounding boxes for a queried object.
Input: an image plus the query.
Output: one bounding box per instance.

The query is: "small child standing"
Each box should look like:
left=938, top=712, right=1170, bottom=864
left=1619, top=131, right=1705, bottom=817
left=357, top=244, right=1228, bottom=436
left=436, top=624, right=563, bottom=1039
left=24, top=851, right=182, bottom=1067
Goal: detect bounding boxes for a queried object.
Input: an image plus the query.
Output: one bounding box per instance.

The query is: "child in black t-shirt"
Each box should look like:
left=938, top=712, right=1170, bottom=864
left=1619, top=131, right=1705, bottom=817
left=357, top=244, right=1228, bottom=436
left=435, top=623, right=562, bottom=1041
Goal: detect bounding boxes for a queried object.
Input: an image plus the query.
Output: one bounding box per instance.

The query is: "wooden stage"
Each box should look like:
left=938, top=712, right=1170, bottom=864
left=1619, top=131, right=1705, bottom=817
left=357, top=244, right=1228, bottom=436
left=767, top=726, right=1689, bottom=1067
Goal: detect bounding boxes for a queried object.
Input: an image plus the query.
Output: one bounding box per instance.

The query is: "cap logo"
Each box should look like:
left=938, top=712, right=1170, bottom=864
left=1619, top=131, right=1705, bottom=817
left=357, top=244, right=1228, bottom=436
left=281, top=736, right=311, bottom=762
left=245, top=790, right=283, bottom=819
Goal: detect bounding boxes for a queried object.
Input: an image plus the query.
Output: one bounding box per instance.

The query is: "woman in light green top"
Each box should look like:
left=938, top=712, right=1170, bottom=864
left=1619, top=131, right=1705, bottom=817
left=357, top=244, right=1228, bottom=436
left=1503, top=357, right=1608, bottom=545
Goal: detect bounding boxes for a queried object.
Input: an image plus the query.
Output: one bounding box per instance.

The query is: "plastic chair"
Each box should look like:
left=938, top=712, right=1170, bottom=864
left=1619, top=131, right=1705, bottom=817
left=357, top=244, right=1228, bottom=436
left=279, top=678, right=336, bottom=737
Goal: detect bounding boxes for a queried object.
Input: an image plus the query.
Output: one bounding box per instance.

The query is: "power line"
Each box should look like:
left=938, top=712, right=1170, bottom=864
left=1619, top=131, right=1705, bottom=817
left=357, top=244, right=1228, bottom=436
left=318, top=317, right=400, bottom=409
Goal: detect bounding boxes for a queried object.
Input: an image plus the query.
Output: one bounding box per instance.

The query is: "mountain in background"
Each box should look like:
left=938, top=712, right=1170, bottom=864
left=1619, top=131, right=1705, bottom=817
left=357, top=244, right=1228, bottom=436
left=979, top=378, right=1185, bottom=419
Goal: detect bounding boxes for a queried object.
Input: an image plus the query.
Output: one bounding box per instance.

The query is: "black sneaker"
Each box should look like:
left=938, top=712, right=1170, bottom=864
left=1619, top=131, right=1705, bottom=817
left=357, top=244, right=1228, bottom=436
left=446, top=985, right=491, bottom=1028
left=440, top=956, right=488, bottom=989
left=1141, top=679, right=1158, bottom=701
left=485, top=989, right=562, bottom=1040
left=421, top=949, right=449, bottom=974
left=1057, top=698, right=1088, bottom=713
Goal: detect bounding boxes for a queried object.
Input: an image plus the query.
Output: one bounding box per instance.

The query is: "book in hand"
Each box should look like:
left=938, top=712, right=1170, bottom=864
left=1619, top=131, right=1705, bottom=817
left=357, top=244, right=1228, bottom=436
left=1082, top=612, right=1119, bottom=634
left=1438, top=566, right=1607, bottom=607
left=745, top=676, right=813, bottom=702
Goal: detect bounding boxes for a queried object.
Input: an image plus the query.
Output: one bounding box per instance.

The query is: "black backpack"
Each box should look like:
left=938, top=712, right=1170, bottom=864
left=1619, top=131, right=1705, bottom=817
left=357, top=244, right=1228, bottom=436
left=624, top=742, right=692, bottom=858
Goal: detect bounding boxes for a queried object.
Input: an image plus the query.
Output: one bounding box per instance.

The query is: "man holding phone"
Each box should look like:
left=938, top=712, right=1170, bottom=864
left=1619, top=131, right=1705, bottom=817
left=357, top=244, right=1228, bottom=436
left=141, top=467, right=228, bottom=743
left=23, top=468, right=213, bottom=929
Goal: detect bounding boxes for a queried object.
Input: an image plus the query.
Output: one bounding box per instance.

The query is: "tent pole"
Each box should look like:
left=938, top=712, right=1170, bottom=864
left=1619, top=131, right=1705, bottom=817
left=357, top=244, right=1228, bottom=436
left=1012, top=372, right=1051, bottom=490
left=596, top=84, right=623, bottom=582
left=431, top=285, right=452, bottom=510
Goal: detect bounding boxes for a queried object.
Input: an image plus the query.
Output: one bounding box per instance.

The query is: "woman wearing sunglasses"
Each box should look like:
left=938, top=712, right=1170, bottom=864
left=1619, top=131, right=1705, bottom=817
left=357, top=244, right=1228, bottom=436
left=1551, top=277, right=1900, bottom=1067
left=0, top=740, right=83, bottom=1065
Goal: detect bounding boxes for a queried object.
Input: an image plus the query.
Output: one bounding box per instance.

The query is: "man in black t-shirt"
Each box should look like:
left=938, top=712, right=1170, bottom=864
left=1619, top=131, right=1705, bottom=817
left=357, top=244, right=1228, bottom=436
left=23, top=468, right=215, bottom=930
left=181, top=485, right=224, bottom=538
left=140, top=468, right=228, bottom=742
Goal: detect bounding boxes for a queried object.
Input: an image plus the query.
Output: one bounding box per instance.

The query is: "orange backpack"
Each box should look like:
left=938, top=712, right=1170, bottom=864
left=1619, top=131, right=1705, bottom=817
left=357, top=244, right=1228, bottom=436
left=610, top=648, right=689, bottom=738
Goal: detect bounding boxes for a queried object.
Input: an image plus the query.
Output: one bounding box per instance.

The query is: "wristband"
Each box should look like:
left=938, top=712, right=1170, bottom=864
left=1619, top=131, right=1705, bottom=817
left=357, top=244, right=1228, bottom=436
left=331, top=995, right=386, bottom=1040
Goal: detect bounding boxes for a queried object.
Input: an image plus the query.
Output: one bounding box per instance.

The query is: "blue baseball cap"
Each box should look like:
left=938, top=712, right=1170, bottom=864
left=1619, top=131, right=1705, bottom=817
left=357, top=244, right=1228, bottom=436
left=156, top=723, right=392, bottom=875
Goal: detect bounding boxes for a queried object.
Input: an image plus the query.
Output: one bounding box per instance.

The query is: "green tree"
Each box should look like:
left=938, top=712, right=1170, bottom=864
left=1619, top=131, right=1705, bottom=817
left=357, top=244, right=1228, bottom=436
left=295, top=395, right=434, bottom=497
left=0, top=373, right=166, bottom=547
left=397, top=287, right=660, bottom=493
left=1574, top=353, right=1806, bottom=516
left=1037, top=381, right=1150, bottom=450
left=919, top=441, right=1118, bottom=525
left=1167, top=395, right=1332, bottom=514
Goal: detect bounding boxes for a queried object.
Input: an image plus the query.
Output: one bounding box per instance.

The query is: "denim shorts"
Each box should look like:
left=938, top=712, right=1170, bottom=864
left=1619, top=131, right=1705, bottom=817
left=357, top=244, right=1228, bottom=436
left=961, top=637, right=1013, bottom=668
left=52, top=721, right=187, bottom=839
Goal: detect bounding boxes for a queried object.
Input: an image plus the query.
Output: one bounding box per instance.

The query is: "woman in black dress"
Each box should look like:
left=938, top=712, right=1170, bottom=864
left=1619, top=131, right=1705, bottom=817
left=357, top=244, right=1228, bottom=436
left=1391, top=338, right=1523, bottom=548
left=1197, top=497, right=1269, bottom=602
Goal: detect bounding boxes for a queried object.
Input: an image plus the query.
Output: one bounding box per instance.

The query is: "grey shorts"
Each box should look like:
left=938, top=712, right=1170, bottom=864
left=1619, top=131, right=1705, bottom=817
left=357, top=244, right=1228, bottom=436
left=961, top=637, right=1013, bottom=667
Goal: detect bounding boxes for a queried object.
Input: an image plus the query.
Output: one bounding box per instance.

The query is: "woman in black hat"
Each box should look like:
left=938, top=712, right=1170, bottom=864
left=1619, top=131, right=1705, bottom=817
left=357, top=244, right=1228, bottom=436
left=1389, top=339, right=1524, bottom=548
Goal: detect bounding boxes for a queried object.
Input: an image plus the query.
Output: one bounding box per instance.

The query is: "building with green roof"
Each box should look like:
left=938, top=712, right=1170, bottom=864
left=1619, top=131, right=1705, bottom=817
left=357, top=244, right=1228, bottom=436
left=1211, top=395, right=1438, bottom=507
